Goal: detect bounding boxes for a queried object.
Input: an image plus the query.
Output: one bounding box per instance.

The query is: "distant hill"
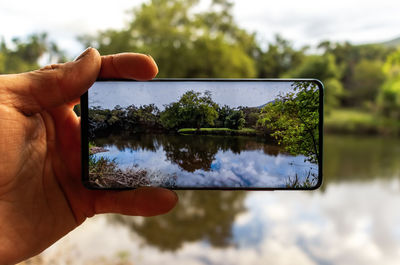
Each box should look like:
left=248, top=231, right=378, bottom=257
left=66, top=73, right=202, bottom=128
left=255, top=99, right=277, bottom=109
left=380, top=36, right=400, bottom=48
left=358, top=36, right=400, bottom=48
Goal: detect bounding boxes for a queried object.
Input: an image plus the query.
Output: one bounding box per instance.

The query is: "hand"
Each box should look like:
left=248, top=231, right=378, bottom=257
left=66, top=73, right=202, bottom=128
left=0, top=48, right=178, bottom=264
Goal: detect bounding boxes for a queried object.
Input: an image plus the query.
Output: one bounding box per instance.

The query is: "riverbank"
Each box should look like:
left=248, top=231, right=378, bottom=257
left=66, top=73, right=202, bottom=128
left=178, top=128, right=259, bottom=136
left=324, top=109, right=400, bottom=136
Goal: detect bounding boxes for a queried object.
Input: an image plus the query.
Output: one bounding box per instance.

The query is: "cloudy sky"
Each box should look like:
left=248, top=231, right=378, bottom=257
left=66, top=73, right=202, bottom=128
left=1, top=0, right=398, bottom=58
left=89, top=80, right=296, bottom=110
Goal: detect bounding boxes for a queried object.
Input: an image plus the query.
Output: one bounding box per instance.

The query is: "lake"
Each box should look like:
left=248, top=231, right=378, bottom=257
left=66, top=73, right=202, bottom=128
left=31, top=135, right=400, bottom=265
left=91, top=134, right=319, bottom=189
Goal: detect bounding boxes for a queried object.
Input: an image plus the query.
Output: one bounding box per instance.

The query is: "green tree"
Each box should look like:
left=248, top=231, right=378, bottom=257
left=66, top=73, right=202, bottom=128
left=257, top=82, right=320, bottom=164
left=350, top=59, right=385, bottom=106
left=224, top=109, right=245, bottom=129
left=377, top=49, right=400, bottom=119
left=79, top=0, right=256, bottom=78
left=318, top=41, right=393, bottom=107
left=161, top=90, right=219, bottom=130
left=256, top=35, right=306, bottom=78
left=286, top=53, right=343, bottom=111
left=0, top=33, right=66, bottom=74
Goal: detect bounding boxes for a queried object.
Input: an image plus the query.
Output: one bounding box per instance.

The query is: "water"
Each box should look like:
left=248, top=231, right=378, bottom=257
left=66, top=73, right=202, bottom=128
left=37, top=135, right=400, bottom=265
left=92, top=134, right=318, bottom=189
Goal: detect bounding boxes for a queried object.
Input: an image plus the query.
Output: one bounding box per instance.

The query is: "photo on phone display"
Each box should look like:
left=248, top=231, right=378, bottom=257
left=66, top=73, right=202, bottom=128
left=82, top=79, right=323, bottom=190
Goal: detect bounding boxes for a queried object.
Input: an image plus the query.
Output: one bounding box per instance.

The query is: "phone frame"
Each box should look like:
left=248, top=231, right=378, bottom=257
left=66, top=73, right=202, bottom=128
left=81, top=78, right=324, bottom=191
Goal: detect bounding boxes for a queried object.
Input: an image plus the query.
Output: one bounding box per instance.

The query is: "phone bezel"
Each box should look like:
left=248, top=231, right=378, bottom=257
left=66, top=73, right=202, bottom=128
left=81, top=78, right=324, bottom=191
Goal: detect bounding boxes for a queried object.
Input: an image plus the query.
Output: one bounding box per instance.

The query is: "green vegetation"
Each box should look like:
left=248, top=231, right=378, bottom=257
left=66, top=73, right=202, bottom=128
left=160, top=91, right=219, bottom=130
left=258, top=82, right=320, bottom=164
left=0, top=32, right=66, bottom=74
left=89, top=155, right=177, bottom=188
left=89, top=90, right=260, bottom=137
left=325, top=108, right=400, bottom=135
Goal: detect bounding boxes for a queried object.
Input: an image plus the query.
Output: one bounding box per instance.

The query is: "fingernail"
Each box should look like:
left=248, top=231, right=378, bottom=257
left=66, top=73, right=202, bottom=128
left=74, top=47, right=92, bottom=61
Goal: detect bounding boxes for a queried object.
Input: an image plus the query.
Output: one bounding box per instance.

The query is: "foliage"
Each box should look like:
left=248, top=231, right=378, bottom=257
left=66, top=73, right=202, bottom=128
left=318, top=41, right=394, bottom=107
left=160, top=90, right=219, bottom=130
left=224, top=109, right=245, bottom=129
left=0, top=33, right=66, bottom=74
left=350, top=59, right=385, bottom=105
left=88, top=104, right=162, bottom=137
left=79, top=0, right=256, bottom=78
left=377, top=49, right=400, bottom=119
left=257, top=35, right=307, bottom=78
left=257, top=82, right=320, bottom=163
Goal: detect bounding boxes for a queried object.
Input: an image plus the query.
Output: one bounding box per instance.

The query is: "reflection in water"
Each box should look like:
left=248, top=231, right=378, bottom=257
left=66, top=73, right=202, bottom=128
left=108, top=190, right=247, bottom=251
left=324, top=135, right=400, bottom=182
left=35, top=135, right=400, bottom=264
left=94, top=134, right=318, bottom=188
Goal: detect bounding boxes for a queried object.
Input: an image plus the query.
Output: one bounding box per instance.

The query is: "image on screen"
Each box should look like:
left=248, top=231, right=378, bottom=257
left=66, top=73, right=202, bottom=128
left=87, top=80, right=321, bottom=189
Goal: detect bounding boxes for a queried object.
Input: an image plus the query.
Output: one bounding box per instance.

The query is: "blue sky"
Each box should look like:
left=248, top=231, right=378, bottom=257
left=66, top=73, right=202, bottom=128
left=88, top=80, right=295, bottom=110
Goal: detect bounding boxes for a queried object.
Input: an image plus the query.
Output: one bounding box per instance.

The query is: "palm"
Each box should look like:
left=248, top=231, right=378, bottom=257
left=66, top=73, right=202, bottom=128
left=0, top=49, right=178, bottom=264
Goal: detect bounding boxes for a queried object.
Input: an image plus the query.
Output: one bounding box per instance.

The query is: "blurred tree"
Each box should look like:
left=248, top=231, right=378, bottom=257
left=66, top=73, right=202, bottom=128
left=350, top=59, right=385, bottom=106
left=257, top=35, right=307, bottom=78
left=377, top=49, right=400, bottom=119
left=285, top=54, right=343, bottom=112
left=79, top=0, right=257, bottom=77
left=318, top=41, right=393, bottom=107
left=0, top=33, right=66, bottom=74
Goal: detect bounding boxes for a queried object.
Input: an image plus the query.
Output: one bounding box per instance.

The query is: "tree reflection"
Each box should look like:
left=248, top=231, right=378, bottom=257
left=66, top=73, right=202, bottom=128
left=108, top=190, right=247, bottom=251
left=95, top=134, right=284, bottom=173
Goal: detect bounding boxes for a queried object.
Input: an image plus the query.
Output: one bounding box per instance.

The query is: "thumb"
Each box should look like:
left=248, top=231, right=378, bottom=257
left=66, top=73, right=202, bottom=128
left=6, top=47, right=101, bottom=115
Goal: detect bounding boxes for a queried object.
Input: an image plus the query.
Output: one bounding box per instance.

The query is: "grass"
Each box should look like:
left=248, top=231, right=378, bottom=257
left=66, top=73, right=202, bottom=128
left=178, top=127, right=257, bottom=135
left=89, top=155, right=176, bottom=188
left=324, top=108, right=400, bottom=135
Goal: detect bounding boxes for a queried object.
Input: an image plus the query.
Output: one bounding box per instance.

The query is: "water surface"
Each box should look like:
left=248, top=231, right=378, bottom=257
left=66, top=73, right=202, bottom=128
left=93, top=134, right=318, bottom=188
left=38, top=135, right=400, bottom=265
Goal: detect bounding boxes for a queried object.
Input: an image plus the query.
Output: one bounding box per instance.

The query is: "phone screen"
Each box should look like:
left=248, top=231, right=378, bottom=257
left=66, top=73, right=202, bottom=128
left=81, top=79, right=323, bottom=190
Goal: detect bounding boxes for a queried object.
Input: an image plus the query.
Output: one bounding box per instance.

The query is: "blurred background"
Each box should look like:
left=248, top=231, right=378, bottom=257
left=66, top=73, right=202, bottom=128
left=3, top=0, right=399, bottom=264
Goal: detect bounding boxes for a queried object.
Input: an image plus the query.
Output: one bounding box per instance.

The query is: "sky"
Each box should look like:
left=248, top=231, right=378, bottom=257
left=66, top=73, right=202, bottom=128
left=88, top=80, right=295, bottom=110
left=0, top=0, right=399, bottom=58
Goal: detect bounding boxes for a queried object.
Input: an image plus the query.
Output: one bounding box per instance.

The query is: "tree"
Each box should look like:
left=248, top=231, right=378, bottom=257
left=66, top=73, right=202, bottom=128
left=377, top=49, right=400, bottom=119
left=257, top=82, right=320, bottom=164
left=79, top=0, right=257, bottom=78
left=318, top=41, right=393, bottom=107
left=0, top=33, right=66, bottom=74
left=224, top=109, right=245, bottom=129
left=256, top=35, right=306, bottom=78
left=160, top=90, right=219, bottom=130
left=286, top=53, right=343, bottom=111
left=349, top=59, right=385, bottom=106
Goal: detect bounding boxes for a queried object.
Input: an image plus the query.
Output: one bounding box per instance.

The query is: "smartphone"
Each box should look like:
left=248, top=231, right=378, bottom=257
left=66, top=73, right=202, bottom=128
left=81, top=79, right=323, bottom=190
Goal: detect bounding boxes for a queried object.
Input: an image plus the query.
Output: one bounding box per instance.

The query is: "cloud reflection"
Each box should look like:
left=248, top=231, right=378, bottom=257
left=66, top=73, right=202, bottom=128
left=38, top=180, right=400, bottom=265
left=95, top=145, right=317, bottom=188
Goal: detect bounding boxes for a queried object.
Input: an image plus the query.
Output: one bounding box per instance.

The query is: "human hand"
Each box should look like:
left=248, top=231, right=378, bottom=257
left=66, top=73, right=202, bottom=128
left=0, top=48, right=178, bottom=264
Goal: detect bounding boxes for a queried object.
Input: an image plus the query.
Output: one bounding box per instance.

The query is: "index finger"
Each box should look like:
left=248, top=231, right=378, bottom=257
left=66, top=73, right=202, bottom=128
left=99, top=53, right=158, bottom=81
